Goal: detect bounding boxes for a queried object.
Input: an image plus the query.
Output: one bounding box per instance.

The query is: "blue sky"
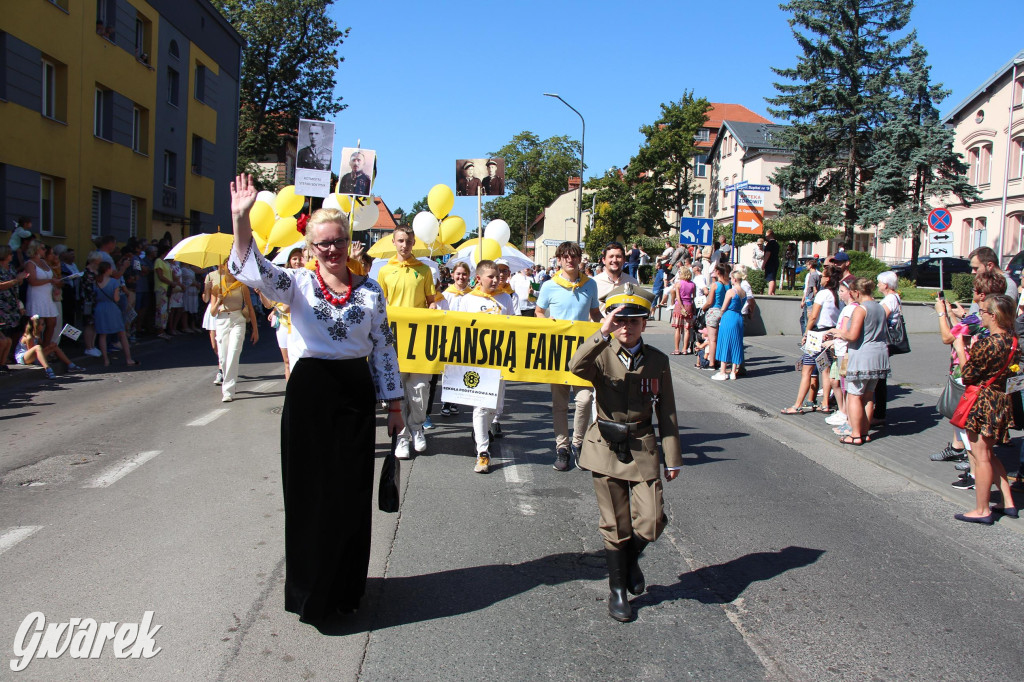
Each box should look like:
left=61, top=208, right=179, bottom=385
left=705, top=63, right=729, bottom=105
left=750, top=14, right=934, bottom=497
left=324, top=0, right=1021, bottom=217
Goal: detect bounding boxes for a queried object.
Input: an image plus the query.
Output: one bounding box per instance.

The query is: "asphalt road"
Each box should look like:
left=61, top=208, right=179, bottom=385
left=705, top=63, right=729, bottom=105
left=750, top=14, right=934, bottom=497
left=1, top=329, right=1023, bottom=680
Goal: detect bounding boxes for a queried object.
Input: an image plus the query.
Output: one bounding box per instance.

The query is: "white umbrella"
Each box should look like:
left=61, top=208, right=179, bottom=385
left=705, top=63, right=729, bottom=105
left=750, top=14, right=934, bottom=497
left=448, top=242, right=533, bottom=273
left=272, top=239, right=306, bottom=265
left=367, top=257, right=440, bottom=283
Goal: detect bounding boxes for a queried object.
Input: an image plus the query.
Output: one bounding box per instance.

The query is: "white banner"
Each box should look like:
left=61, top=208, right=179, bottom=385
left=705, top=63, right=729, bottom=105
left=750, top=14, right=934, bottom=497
left=441, top=364, right=501, bottom=409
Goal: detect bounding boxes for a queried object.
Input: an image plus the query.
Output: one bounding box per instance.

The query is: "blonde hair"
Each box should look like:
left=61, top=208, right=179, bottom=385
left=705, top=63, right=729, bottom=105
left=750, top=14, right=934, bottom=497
left=733, top=264, right=748, bottom=279
left=678, top=265, right=693, bottom=281
left=305, top=208, right=350, bottom=240
left=451, top=261, right=471, bottom=276
left=25, top=240, right=46, bottom=258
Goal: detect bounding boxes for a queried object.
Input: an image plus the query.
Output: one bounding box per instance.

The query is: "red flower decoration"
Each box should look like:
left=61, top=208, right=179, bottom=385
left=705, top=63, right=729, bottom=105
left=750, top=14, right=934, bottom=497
left=296, top=213, right=309, bottom=236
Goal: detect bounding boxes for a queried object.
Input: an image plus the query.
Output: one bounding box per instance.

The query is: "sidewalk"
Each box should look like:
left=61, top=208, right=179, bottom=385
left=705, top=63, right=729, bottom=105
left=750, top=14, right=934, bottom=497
left=642, top=321, right=1023, bottom=509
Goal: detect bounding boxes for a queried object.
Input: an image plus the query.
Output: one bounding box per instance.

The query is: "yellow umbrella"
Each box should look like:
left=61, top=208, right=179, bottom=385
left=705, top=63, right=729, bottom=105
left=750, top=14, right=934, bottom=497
left=165, top=233, right=235, bottom=269
left=366, top=234, right=455, bottom=258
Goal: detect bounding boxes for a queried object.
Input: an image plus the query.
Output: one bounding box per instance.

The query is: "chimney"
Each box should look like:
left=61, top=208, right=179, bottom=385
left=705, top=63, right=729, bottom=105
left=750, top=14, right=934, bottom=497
left=568, top=177, right=581, bottom=191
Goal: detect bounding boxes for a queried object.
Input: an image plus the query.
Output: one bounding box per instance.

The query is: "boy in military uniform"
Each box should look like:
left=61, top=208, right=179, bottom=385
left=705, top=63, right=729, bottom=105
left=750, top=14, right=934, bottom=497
left=568, top=283, right=681, bottom=622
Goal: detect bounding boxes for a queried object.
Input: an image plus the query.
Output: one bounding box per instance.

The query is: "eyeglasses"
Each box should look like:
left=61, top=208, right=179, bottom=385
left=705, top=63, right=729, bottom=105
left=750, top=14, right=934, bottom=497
left=311, top=238, right=349, bottom=253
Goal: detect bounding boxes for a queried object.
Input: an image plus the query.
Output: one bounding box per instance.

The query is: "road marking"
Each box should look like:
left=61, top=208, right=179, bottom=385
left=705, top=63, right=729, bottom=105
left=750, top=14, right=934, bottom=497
left=0, top=526, right=43, bottom=556
left=497, top=453, right=536, bottom=516
left=187, top=408, right=230, bottom=427
left=83, top=450, right=162, bottom=488
left=250, top=381, right=278, bottom=393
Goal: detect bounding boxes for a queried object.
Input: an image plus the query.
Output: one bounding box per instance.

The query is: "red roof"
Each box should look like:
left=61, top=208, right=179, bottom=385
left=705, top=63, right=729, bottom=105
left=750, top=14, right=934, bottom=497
left=372, top=197, right=399, bottom=231
left=699, top=103, right=772, bottom=150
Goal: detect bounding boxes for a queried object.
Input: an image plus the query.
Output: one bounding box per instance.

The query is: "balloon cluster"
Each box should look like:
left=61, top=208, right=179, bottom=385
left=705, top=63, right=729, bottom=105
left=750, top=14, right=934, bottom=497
left=248, top=186, right=306, bottom=253
left=410, top=185, right=466, bottom=255
left=323, top=194, right=380, bottom=231
left=473, top=219, right=511, bottom=262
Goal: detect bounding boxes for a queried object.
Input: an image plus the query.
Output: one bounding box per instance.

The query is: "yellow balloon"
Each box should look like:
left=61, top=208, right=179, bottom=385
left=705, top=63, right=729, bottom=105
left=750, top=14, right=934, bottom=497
left=474, top=238, right=502, bottom=262
left=252, top=231, right=268, bottom=254
left=275, top=186, right=305, bottom=217
left=427, top=184, right=454, bottom=220
left=439, top=215, right=466, bottom=245
left=339, top=195, right=352, bottom=213
left=267, top=217, right=300, bottom=250
left=249, top=201, right=275, bottom=239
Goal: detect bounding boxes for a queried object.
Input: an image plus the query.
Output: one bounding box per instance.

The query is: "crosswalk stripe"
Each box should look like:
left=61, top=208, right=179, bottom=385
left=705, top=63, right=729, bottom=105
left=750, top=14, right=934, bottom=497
left=83, top=450, right=162, bottom=488
left=250, top=381, right=278, bottom=393
left=0, top=526, right=44, bottom=557
left=187, top=408, right=230, bottom=427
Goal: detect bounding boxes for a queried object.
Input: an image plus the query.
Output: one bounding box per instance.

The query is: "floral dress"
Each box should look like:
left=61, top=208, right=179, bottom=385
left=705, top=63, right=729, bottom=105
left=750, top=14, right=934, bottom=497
left=961, top=332, right=1020, bottom=443
left=0, top=264, right=22, bottom=332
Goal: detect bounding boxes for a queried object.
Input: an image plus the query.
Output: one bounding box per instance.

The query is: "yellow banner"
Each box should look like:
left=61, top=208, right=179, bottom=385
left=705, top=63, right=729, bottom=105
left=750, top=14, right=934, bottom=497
left=388, top=308, right=599, bottom=386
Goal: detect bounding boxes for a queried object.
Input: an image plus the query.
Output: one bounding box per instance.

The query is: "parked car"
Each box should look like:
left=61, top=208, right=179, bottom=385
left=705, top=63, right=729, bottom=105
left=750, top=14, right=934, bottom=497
left=890, top=257, right=973, bottom=288
left=1004, top=250, right=1024, bottom=285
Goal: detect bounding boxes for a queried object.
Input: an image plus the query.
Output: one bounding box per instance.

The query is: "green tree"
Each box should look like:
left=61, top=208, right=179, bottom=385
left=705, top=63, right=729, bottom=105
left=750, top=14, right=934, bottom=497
left=211, top=0, right=349, bottom=176
left=484, top=132, right=583, bottom=247
left=626, top=92, right=711, bottom=234
left=717, top=214, right=839, bottom=247
left=767, top=0, right=915, bottom=244
left=860, top=41, right=978, bottom=275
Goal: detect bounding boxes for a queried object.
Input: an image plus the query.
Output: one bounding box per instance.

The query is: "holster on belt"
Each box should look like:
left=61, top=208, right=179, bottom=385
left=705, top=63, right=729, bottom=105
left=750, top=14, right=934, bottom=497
left=597, top=419, right=634, bottom=464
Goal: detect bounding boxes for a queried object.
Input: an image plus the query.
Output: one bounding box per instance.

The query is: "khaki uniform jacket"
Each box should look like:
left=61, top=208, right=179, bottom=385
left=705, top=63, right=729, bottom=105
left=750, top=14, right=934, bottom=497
left=569, top=331, right=681, bottom=482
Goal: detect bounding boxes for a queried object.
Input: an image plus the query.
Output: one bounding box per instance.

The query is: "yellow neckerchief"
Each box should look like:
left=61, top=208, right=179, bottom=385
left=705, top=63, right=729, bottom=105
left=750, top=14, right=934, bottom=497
left=497, top=282, right=514, bottom=295
left=552, top=270, right=589, bottom=290
left=219, top=275, right=244, bottom=296
left=387, top=256, right=419, bottom=268
left=471, top=285, right=504, bottom=313
left=445, top=284, right=471, bottom=296
left=274, top=302, right=291, bottom=332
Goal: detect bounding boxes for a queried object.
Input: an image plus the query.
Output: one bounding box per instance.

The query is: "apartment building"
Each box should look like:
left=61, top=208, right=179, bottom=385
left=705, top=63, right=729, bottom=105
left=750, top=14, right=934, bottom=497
left=936, top=49, right=1024, bottom=265
left=0, top=0, right=242, bottom=255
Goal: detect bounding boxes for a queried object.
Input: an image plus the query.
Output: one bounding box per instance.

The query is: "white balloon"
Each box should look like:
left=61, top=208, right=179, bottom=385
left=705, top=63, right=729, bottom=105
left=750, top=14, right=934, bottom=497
left=322, top=193, right=342, bottom=211
left=412, top=211, right=439, bottom=244
left=483, top=219, right=511, bottom=245
left=256, top=191, right=277, bottom=207
left=353, top=202, right=380, bottom=231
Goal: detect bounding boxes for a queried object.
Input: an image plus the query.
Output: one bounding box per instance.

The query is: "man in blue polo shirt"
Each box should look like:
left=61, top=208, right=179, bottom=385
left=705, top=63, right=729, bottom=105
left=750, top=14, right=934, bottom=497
left=536, top=241, right=602, bottom=471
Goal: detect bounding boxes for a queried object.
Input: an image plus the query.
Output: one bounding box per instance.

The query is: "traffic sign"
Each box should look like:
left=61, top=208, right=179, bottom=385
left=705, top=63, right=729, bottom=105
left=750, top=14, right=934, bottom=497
left=724, top=180, right=748, bottom=193
left=743, top=183, right=771, bottom=192
left=679, top=218, right=714, bottom=246
left=735, top=205, right=764, bottom=234
left=927, top=208, right=952, bottom=232
left=927, top=241, right=954, bottom=257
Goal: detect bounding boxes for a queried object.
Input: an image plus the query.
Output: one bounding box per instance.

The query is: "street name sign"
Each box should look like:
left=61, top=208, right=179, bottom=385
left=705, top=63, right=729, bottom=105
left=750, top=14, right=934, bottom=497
left=724, top=180, right=748, bottom=192
left=679, top=218, right=714, bottom=246
left=743, top=183, right=771, bottom=192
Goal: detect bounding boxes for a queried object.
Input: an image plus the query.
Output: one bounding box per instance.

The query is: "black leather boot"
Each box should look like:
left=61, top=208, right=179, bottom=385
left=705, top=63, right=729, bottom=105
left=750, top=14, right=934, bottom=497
left=605, top=548, right=633, bottom=622
left=627, top=536, right=649, bottom=595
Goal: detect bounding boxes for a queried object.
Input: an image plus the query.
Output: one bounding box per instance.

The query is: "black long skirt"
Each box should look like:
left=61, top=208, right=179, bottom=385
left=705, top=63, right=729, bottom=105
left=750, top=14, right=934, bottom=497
left=281, top=357, right=376, bottom=621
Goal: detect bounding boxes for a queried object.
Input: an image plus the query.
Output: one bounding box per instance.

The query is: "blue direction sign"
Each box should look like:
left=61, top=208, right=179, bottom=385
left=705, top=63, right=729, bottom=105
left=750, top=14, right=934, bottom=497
left=744, top=183, right=771, bottom=192
left=927, top=207, right=952, bottom=232
left=724, top=180, right=748, bottom=193
left=679, top=218, right=714, bottom=246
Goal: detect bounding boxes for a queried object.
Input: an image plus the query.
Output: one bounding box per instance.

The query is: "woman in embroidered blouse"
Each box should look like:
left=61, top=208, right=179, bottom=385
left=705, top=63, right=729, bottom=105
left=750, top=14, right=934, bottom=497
left=952, top=294, right=1020, bottom=525
left=228, top=174, right=403, bottom=624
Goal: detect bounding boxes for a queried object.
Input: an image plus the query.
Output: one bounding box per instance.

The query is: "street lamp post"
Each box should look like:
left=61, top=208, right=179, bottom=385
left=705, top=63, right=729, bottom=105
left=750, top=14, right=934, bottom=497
left=544, top=93, right=584, bottom=244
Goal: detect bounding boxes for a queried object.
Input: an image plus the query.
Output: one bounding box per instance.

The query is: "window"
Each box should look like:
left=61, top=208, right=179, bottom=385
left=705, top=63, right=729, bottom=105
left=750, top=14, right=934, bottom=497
left=169, top=40, right=179, bottom=60
left=694, top=154, right=708, bottom=178
left=694, top=128, right=710, bottom=142
left=42, top=59, right=56, bottom=118
left=163, top=151, right=177, bottom=187
left=91, top=188, right=104, bottom=238
left=194, top=63, right=206, bottom=102
left=93, top=87, right=110, bottom=138
left=1016, top=77, right=1024, bottom=108
left=96, top=0, right=116, bottom=40
left=40, top=177, right=55, bottom=235
left=167, top=67, right=179, bottom=106
left=968, top=143, right=993, bottom=185
left=134, top=14, right=151, bottom=63
left=692, top=194, right=706, bottom=218
left=191, top=135, right=203, bottom=174
left=129, top=198, right=138, bottom=238
left=1012, top=136, right=1024, bottom=180
left=132, top=106, right=142, bottom=151
left=973, top=217, right=987, bottom=250
left=961, top=218, right=973, bottom=255
left=1010, top=214, right=1024, bottom=254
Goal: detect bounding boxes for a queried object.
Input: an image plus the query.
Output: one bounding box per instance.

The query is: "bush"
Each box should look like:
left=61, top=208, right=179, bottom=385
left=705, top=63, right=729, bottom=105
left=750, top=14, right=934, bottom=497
left=951, top=273, right=973, bottom=303
left=747, top=268, right=766, bottom=295
left=897, top=277, right=915, bottom=294
left=846, top=250, right=889, bottom=280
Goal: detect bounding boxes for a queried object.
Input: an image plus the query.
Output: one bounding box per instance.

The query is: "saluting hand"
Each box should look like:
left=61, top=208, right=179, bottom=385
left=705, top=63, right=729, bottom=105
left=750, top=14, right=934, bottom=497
left=600, top=305, right=627, bottom=336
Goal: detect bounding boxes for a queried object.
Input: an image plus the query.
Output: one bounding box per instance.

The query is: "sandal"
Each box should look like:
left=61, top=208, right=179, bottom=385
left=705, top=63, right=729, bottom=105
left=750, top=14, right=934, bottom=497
left=838, top=435, right=869, bottom=445
left=671, top=351, right=682, bottom=355
left=780, top=407, right=803, bottom=415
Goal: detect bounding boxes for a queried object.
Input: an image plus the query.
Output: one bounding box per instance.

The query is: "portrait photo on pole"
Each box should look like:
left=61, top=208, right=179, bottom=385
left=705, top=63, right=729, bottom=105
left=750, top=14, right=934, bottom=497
left=338, top=147, right=375, bottom=197
left=455, top=158, right=505, bottom=197
left=294, top=119, right=335, bottom=198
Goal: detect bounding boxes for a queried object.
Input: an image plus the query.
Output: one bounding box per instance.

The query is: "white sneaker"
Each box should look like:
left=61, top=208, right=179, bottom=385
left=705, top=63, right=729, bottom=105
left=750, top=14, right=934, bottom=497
left=412, top=429, right=427, bottom=452
left=84, top=348, right=102, bottom=358
left=395, top=437, right=412, bottom=460
left=222, top=395, right=233, bottom=403
left=825, top=411, right=848, bottom=426
left=711, top=373, right=728, bottom=381
left=213, top=370, right=223, bottom=386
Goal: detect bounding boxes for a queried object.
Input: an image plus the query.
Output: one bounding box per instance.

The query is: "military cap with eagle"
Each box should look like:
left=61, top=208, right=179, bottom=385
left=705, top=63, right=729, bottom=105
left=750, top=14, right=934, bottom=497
left=605, top=283, right=655, bottom=318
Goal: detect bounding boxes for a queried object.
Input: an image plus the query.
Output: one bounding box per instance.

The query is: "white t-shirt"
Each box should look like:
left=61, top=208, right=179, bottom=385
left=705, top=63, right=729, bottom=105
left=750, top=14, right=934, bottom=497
left=740, top=280, right=755, bottom=315
left=812, top=289, right=839, bottom=328
left=834, top=304, right=856, bottom=356
left=458, top=291, right=513, bottom=316
left=881, top=292, right=901, bottom=316
left=510, top=273, right=534, bottom=311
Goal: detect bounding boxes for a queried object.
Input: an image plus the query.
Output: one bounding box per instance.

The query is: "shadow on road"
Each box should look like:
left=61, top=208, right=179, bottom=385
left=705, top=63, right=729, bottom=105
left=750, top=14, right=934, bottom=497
left=637, top=546, right=825, bottom=611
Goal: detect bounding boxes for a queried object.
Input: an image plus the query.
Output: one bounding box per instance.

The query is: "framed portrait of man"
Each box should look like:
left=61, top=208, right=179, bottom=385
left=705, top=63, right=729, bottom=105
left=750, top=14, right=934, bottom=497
left=337, top=148, right=375, bottom=197
left=456, top=158, right=505, bottom=197
left=294, top=119, right=335, bottom=197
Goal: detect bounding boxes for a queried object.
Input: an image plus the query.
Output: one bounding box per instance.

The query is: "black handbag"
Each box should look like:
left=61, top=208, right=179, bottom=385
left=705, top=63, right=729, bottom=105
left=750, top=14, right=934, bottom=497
left=378, top=433, right=401, bottom=513
left=887, top=311, right=911, bottom=355
left=936, top=375, right=966, bottom=420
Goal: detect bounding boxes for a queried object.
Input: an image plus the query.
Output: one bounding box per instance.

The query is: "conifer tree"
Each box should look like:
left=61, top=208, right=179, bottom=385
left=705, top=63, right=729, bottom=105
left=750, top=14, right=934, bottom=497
left=767, top=0, right=915, bottom=245
left=860, top=41, right=978, bottom=273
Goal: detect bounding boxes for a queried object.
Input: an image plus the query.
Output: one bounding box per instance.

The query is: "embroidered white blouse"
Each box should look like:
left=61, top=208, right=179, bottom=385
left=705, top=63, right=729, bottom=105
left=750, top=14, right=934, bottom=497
left=229, top=240, right=403, bottom=401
